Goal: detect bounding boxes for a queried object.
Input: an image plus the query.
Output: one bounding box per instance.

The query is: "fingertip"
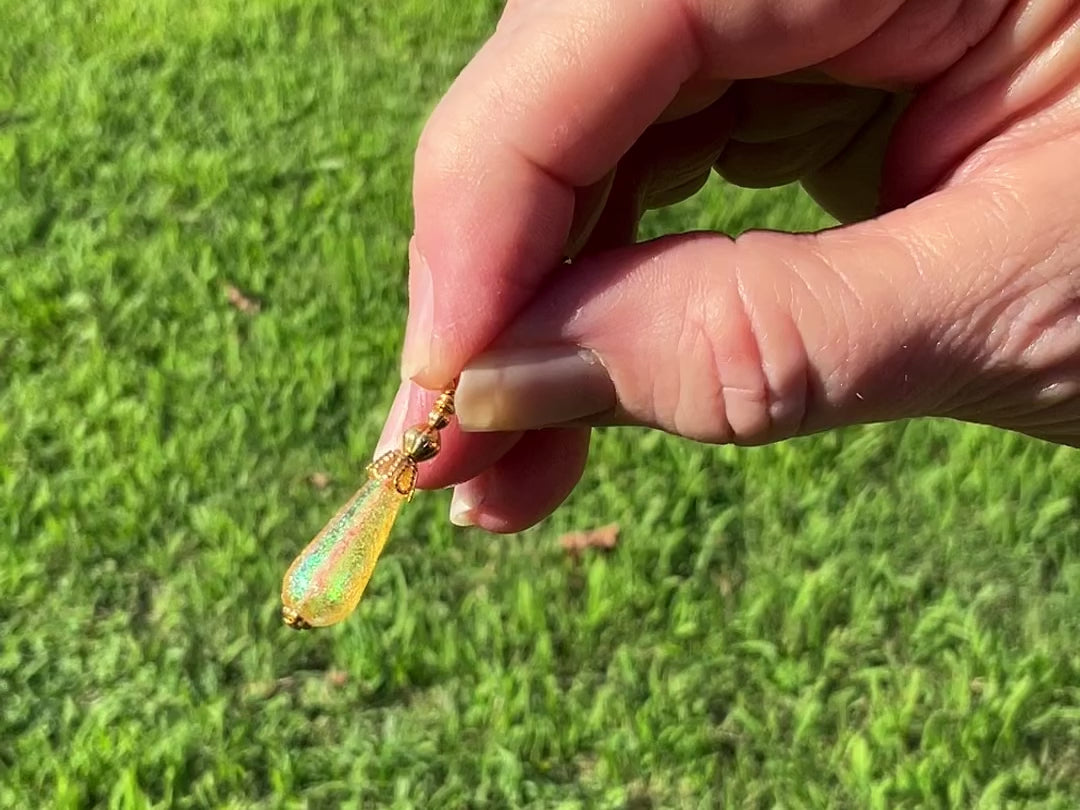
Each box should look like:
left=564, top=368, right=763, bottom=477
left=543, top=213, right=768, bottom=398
left=449, top=481, right=483, bottom=528
left=449, top=427, right=591, bottom=534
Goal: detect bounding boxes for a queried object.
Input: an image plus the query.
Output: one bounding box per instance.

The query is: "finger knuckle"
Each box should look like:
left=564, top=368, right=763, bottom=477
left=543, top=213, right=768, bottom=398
left=666, top=235, right=790, bottom=445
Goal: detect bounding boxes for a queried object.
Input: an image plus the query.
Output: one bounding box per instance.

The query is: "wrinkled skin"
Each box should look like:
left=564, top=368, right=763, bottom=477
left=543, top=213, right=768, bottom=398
left=376, top=0, right=1080, bottom=532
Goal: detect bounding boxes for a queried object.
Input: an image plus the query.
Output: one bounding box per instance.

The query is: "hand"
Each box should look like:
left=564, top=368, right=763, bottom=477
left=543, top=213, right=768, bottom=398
left=376, top=0, right=1080, bottom=532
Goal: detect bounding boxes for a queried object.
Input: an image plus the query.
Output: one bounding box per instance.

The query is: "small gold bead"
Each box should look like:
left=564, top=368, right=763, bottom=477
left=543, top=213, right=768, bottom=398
left=426, top=389, right=455, bottom=428
left=435, top=390, right=456, bottom=414
left=402, top=423, right=441, bottom=462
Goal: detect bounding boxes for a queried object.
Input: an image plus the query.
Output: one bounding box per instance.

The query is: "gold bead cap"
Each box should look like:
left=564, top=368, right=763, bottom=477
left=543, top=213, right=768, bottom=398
left=367, top=450, right=419, bottom=497
left=370, top=384, right=457, bottom=492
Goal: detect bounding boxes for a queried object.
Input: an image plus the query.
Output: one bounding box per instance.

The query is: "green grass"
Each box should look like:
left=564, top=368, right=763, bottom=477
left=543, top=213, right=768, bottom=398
left=3, top=1, right=1080, bottom=807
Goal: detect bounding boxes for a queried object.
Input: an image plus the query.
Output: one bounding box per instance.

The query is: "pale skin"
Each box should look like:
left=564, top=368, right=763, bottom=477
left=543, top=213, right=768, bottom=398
left=374, top=0, right=1080, bottom=532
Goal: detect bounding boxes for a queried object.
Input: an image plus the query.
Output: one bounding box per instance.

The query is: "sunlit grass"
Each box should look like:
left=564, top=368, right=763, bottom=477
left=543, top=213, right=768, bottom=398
left=3, top=1, right=1080, bottom=807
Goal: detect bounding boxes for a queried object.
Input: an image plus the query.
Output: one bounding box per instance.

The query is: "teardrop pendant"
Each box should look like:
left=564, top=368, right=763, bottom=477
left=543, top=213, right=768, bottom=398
left=281, top=386, right=456, bottom=629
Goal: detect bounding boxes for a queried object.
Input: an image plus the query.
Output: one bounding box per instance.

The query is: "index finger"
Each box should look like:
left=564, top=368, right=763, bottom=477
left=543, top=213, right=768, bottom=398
left=401, top=0, right=704, bottom=387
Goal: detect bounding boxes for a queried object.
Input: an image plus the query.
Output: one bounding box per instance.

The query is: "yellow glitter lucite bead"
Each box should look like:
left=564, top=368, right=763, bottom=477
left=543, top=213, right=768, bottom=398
left=280, top=383, right=457, bottom=630
left=281, top=475, right=406, bottom=628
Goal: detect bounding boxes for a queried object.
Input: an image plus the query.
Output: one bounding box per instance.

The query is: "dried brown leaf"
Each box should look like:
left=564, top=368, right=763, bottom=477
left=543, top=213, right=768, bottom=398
left=225, top=283, right=261, bottom=314
left=559, top=522, right=619, bottom=558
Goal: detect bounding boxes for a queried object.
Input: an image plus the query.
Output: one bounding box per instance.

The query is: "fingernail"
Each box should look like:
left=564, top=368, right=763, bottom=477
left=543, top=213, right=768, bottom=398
left=373, top=383, right=411, bottom=460
left=401, top=241, right=434, bottom=381
left=456, top=347, right=615, bottom=431
left=449, top=482, right=484, bottom=527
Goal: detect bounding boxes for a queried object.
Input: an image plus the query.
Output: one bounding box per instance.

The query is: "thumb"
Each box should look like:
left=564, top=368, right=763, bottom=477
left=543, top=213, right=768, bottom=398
left=454, top=133, right=1080, bottom=447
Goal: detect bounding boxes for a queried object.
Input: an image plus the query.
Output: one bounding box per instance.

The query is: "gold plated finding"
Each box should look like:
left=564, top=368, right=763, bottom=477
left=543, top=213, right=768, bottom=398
left=402, top=424, right=440, bottom=462
left=280, top=384, right=457, bottom=629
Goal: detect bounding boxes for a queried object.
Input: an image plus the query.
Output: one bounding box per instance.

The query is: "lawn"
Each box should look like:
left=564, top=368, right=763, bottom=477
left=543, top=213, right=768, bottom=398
left=3, top=1, right=1080, bottom=807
